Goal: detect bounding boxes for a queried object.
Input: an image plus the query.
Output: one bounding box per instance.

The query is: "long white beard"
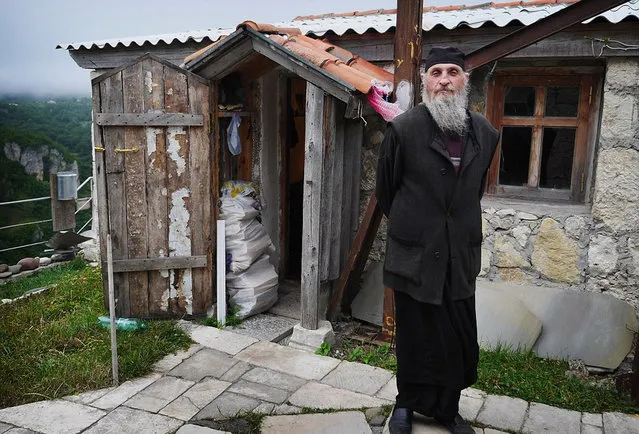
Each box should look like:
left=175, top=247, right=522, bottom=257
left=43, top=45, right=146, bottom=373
left=422, top=84, right=470, bottom=135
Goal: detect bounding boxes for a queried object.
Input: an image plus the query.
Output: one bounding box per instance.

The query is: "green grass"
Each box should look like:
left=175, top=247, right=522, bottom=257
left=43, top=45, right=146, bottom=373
left=0, top=265, right=192, bottom=409
left=198, top=306, right=243, bottom=328
left=330, top=339, right=639, bottom=414
left=0, top=257, right=87, bottom=299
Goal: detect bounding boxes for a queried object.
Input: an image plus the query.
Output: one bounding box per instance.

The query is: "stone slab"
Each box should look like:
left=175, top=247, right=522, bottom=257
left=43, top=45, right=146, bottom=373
left=168, top=348, right=237, bottom=382
left=153, top=344, right=203, bottom=373
left=0, top=400, right=106, bottom=434
left=193, top=391, right=260, bottom=421
left=219, top=361, right=252, bottom=382
left=582, top=412, right=603, bottom=427
left=476, top=286, right=542, bottom=351
left=62, top=387, right=114, bottom=405
left=268, top=290, right=301, bottom=320
left=376, top=377, right=398, bottom=401
left=254, top=403, right=276, bottom=414
left=234, top=340, right=340, bottom=380
left=83, top=406, right=182, bottom=434
left=582, top=425, right=603, bottom=434
left=481, top=282, right=639, bottom=369
left=181, top=323, right=258, bottom=355
left=160, top=378, right=231, bottom=421
left=382, top=412, right=449, bottom=434
left=6, top=428, right=42, bottom=434
left=273, top=404, right=302, bottom=415
left=230, top=314, right=298, bottom=342
left=261, top=411, right=372, bottom=434
left=124, top=376, right=194, bottom=413
left=0, top=423, right=11, bottom=434
left=522, top=402, right=580, bottom=434
left=288, top=320, right=335, bottom=353
left=176, top=425, right=231, bottom=434
left=288, top=382, right=391, bottom=410
left=90, top=374, right=161, bottom=410
left=241, top=367, right=307, bottom=392
left=603, top=412, right=639, bottom=433
left=459, top=395, right=484, bottom=423
left=321, top=360, right=394, bottom=395
left=227, top=380, right=290, bottom=404
left=351, top=262, right=384, bottom=326
left=476, top=395, right=528, bottom=432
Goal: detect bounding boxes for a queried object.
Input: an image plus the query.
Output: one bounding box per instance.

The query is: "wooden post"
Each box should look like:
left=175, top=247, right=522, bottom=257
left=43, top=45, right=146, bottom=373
left=50, top=173, right=76, bottom=232
left=301, top=83, right=325, bottom=331
left=379, top=0, right=424, bottom=341
left=393, top=0, right=424, bottom=109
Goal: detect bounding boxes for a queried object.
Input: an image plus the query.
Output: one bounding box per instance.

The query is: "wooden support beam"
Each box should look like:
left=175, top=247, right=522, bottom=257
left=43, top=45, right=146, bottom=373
left=301, top=83, right=325, bottom=330
left=329, top=194, right=383, bottom=320
left=393, top=0, right=424, bottom=108
left=95, top=112, right=204, bottom=126
left=465, top=0, right=628, bottom=70
left=107, top=255, right=207, bottom=273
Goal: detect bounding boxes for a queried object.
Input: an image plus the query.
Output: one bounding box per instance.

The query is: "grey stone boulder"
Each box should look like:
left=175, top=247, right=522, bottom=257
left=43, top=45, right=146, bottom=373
left=476, top=286, right=542, bottom=351
left=8, top=264, right=22, bottom=274
left=482, top=282, right=639, bottom=369
left=18, top=257, right=40, bottom=271
left=0, top=271, right=11, bottom=279
left=39, top=257, right=52, bottom=266
left=0, top=264, right=7, bottom=273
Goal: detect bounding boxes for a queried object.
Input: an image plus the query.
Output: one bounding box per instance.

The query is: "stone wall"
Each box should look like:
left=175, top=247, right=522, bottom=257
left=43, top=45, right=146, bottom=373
left=588, top=57, right=639, bottom=305
left=361, top=57, right=639, bottom=309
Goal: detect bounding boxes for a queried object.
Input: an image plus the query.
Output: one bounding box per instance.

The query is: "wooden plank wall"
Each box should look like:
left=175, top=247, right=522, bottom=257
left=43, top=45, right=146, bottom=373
left=94, top=57, right=211, bottom=318
left=317, top=99, right=362, bottom=284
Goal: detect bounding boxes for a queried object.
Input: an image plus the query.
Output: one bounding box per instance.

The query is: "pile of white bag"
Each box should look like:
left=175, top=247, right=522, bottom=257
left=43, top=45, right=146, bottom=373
left=221, top=181, right=278, bottom=319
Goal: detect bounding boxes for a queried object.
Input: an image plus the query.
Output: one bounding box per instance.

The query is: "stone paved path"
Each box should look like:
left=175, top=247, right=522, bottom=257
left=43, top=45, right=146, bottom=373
left=0, top=321, right=638, bottom=433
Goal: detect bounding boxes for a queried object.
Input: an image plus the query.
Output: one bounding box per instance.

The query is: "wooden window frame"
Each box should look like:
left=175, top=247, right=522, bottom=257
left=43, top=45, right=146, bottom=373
left=485, top=68, right=602, bottom=202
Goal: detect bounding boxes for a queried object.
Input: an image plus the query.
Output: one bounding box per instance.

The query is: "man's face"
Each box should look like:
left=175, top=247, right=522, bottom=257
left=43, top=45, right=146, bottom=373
left=423, top=63, right=467, bottom=101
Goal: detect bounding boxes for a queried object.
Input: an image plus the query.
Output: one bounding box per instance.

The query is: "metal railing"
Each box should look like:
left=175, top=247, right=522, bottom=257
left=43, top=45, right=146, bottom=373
left=0, top=176, right=94, bottom=254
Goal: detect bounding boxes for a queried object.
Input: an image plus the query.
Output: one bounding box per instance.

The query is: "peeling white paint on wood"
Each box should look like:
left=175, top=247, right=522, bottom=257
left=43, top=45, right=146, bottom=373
left=146, top=127, right=162, bottom=165
left=169, top=187, right=193, bottom=314
left=145, top=71, right=153, bottom=94
left=167, top=128, right=187, bottom=176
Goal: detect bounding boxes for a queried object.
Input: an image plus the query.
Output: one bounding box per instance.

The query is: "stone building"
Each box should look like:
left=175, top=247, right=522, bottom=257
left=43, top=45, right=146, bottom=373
left=59, top=1, right=639, bottom=313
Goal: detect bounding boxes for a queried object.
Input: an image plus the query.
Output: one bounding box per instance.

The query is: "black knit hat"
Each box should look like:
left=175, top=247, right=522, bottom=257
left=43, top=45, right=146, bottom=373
left=424, top=47, right=466, bottom=72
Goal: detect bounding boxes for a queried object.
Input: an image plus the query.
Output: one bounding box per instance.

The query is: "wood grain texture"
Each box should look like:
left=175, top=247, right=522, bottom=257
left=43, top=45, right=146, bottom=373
left=142, top=59, right=170, bottom=316
left=188, top=77, right=212, bottom=315
left=95, top=112, right=204, bottom=126
left=319, top=96, right=336, bottom=283
left=122, top=61, right=149, bottom=317
left=92, top=83, right=110, bottom=309
left=301, top=84, right=325, bottom=330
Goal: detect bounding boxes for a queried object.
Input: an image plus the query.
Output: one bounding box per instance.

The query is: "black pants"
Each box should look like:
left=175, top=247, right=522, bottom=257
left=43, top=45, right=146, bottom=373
left=393, top=275, right=479, bottom=421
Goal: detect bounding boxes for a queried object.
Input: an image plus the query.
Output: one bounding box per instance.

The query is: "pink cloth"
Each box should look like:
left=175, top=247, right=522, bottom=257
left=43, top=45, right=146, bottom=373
left=367, top=81, right=404, bottom=121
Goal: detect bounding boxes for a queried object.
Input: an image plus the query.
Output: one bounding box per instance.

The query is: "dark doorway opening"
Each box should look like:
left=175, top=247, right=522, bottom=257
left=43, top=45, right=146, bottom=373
left=284, top=77, right=306, bottom=279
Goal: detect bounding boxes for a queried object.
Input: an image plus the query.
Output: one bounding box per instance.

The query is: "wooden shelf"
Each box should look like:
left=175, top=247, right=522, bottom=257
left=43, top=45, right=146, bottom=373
left=218, top=111, right=252, bottom=118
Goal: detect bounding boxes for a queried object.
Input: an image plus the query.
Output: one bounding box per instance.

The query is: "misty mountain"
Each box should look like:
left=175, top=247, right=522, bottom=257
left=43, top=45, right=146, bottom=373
left=0, top=97, right=93, bottom=264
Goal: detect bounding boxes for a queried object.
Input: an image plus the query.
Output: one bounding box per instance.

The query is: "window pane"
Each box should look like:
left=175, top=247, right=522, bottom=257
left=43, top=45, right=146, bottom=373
left=499, top=127, right=532, bottom=186
left=504, top=87, right=535, bottom=116
left=540, top=128, right=576, bottom=189
left=545, top=86, right=579, bottom=117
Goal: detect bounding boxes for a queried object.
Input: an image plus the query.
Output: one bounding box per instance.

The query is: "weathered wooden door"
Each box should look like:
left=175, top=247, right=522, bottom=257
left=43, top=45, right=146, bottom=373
left=92, top=54, right=213, bottom=318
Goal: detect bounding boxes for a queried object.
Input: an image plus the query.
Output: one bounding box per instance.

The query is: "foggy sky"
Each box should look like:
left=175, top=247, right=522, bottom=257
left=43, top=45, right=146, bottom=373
left=0, top=0, right=488, bottom=97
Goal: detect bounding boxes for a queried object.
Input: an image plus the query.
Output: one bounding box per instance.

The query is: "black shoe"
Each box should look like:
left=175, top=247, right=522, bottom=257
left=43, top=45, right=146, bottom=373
left=389, top=407, right=413, bottom=434
left=436, top=413, right=474, bottom=434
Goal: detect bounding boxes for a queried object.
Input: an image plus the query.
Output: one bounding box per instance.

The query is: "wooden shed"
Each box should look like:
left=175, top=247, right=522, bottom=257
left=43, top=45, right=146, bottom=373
left=92, top=55, right=213, bottom=317
left=91, top=26, right=392, bottom=325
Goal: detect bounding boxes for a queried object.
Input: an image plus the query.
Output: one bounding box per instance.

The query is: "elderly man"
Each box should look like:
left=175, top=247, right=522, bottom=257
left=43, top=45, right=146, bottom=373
left=376, top=47, right=499, bottom=434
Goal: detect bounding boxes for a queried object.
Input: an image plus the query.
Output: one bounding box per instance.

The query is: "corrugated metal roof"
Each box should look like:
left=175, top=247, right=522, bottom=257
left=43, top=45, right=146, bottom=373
left=57, top=0, right=638, bottom=50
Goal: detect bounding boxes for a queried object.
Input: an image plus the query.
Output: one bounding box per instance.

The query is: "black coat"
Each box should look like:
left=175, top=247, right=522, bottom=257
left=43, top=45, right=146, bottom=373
left=376, top=104, right=499, bottom=304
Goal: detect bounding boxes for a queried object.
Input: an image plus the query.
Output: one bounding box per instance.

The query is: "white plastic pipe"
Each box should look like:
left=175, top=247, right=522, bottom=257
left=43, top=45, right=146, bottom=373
left=216, top=220, right=226, bottom=326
